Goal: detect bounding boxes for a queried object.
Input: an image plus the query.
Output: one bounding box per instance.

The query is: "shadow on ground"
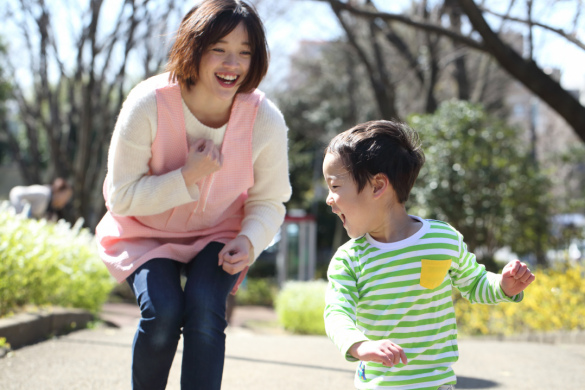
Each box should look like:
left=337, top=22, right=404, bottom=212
left=456, top=376, right=499, bottom=389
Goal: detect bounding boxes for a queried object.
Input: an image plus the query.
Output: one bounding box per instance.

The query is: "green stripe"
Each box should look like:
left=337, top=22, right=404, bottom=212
left=359, top=301, right=453, bottom=321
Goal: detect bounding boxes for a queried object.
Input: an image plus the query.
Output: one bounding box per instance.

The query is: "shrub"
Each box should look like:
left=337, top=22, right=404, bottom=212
left=235, top=277, right=278, bottom=307
left=454, top=264, right=585, bottom=335
left=0, top=203, right=114, bottom=317
left=275, top=280, right=327, bottom=335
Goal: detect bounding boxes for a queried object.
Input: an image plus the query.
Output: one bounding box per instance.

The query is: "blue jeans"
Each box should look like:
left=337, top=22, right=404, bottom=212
left=126, top=242, right=239, bottom=390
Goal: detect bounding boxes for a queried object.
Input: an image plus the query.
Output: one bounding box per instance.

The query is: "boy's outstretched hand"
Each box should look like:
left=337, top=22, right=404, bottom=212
left=349, top=340, right=408, bottom=367
left=500, top=259, right=535, bottom=297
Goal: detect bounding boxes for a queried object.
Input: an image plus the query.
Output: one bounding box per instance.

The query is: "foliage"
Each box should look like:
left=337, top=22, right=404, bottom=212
left=275, top=41, right=377, bottom=209
left=235, top=278, right=278, bottom=307
left=0, top=203, right=114, bottom=317
left=0, top=0, right=187, bottom=228
left=0, top=36, right=12, bottom=165
left=454, top=264, right=585, bottom=335
left=554, top=144, right=585, bottom=213
left=275, top=280, right=327, bottom=335
left=408, top=101, right=552, bottom=267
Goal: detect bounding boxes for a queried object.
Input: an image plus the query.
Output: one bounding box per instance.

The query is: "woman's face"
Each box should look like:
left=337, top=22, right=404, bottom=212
left=195, top=21, right=252, bottom=102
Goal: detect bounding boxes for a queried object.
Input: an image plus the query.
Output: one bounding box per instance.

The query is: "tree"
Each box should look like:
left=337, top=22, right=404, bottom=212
left=0, top=0, right=185, bottom=227
left=409, top=101, right=552, bottom=268
left=0, top=37, right=12, bottom=165
left=316, top=0, right=585, bottom=143
left=275, top=41, right=369, bottom=252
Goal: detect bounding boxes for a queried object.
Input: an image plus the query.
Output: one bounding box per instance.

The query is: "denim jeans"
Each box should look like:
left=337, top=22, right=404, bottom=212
left=126, top=242, right=239, bottom=390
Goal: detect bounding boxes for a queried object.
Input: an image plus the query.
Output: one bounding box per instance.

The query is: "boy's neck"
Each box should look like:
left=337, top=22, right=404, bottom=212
left=369, top=205, right=422, bottom=244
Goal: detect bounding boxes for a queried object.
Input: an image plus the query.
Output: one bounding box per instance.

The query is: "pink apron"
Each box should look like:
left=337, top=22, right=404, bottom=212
left=96, top=81, right=263, bottom=290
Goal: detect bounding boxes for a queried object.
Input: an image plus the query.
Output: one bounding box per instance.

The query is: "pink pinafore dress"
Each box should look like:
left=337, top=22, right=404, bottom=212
left=96, top=80, right=263, bottom=289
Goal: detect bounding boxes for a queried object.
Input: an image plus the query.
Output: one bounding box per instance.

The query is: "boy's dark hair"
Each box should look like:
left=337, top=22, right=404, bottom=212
left=325, top=120, right=425, bottom=204
left=166, top=0, right=269, bottom=93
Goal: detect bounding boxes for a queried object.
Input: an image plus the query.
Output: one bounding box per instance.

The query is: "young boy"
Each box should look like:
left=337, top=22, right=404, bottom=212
left=322, top=120, right=535, bottom=390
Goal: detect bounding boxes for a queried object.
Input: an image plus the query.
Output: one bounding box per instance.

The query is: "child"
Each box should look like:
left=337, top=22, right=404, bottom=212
left=322, top=120, right=535, bottom=390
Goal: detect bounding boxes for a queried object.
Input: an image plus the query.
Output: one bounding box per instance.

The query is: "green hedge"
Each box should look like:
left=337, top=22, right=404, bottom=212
left=235, top=277, right=278, bottom=307
left=0, top=203, right=114, bottom=317
left=275, top=280, right=327, bottom=335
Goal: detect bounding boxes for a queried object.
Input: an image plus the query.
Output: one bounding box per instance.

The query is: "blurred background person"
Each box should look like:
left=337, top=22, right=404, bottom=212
left=9, top=177, right=73, bottom=221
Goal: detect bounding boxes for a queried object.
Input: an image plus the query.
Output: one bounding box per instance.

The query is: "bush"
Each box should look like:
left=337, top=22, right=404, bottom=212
left=235, top=277, right=278, bottom=307
left=275, top=280, right=327, bottom=335
left=454, top=264, right=585, bottom=335
left=0, top=203, right=115, bottom=317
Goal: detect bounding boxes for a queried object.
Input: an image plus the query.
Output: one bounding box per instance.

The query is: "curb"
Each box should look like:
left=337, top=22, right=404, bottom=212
left=0, top=308, right=93, bottom=352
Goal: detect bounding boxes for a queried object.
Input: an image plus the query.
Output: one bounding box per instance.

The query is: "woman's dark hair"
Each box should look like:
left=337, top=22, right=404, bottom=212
left=325, top=120, right=425, bottom=204
left=166, top=0, right=269, bottom=93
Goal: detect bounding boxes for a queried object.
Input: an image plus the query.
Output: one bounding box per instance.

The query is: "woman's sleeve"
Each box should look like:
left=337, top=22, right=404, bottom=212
left=105, top=83, right=197, bottom=216
left=239, top=99, right=292, bottom=260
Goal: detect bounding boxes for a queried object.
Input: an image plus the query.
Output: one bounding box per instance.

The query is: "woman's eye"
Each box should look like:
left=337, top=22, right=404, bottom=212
left=212, top=48, right=224, bottom=53
left=241, top=51, right=252, bottom=56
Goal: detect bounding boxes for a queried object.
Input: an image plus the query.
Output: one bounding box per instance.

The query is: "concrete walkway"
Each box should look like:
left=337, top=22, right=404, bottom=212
left=1, top=303, right=584, bottom=389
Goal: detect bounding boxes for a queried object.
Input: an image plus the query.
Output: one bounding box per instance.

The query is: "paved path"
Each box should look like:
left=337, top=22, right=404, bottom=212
left=1, top=304, right=584, bottom=389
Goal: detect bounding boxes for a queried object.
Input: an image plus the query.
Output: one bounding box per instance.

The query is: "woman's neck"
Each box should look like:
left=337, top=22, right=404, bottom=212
left=181, top=84, right=234, bottom=128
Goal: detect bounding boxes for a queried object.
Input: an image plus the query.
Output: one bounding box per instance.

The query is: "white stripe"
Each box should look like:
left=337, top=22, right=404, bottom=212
left=358, top=295, right=453, bottom=316
left=357, top=305, right=454, bottom=327
left=363, top=317, right=457, bottom=338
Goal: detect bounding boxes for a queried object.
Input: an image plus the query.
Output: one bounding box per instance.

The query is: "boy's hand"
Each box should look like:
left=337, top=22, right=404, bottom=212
left=349, top=340, right=408, bottom=367
left=218, top=235, right=253, bottom=275
left=500, top=259, right=535, bottom=297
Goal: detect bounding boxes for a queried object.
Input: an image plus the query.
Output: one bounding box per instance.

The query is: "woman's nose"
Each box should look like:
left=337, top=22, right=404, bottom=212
left=224, top=53, right=237, bottom=67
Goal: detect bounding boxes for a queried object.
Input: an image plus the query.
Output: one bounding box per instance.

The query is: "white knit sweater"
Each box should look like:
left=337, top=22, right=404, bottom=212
left=104, top=73, right=292, bottom=260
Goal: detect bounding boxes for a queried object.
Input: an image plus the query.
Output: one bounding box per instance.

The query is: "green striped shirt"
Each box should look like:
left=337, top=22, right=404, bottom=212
left=324, top=217, right=521, bottom=390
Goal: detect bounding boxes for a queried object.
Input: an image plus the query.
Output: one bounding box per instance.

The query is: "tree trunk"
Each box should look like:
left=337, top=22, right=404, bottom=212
left=456, top=0, right=585, bottom=142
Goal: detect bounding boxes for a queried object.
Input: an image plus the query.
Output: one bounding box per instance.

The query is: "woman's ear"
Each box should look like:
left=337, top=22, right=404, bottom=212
left=371, top=173, right=389, bottom=198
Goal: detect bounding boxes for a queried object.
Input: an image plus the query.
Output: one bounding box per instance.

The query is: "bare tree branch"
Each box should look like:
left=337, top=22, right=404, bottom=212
left=314, top=0, right=487, bottom=51
left=456, top=0, right=585, bottom=141
left=479, top=3, right=585, bottom=51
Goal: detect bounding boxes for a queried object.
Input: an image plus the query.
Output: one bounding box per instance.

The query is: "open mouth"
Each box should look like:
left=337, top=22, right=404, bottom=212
left=215, top=73, right=239, bottom=86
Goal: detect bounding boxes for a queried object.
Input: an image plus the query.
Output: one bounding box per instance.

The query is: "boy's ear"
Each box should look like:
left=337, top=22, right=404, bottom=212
left=371, top=173, right=389, bottom=198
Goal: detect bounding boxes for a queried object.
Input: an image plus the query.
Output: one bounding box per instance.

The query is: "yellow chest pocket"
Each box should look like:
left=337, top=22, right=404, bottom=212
left=420, top=259, right=452, bottom=289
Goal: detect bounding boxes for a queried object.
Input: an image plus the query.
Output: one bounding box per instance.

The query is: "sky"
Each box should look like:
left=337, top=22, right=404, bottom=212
left=1, top=0, right=583, bottom=91
left=257, top=0, right=585, bottom=91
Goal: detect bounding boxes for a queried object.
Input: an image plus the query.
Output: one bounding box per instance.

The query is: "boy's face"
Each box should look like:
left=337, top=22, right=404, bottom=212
left=323, top=152, right=377, bottom=239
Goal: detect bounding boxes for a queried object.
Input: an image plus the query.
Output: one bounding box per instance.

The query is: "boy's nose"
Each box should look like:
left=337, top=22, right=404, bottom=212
left=326, top=194, right=334, bottom=206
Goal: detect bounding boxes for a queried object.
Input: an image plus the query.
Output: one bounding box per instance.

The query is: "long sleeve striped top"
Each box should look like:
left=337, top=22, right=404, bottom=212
left=324, top=216, right=522, bottom=390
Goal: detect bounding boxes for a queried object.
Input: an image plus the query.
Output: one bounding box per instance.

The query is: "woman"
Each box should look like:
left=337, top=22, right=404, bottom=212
left=95, top=1, right=291, bottom=388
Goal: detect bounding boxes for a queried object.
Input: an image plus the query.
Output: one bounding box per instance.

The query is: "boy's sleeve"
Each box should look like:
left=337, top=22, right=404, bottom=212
left=324, top=248, right=369, bottom=362
left=450, top=231, right=523, bottom=304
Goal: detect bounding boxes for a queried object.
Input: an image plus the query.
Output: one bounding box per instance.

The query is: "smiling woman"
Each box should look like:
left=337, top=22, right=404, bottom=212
left=93, top=1, right=292, bottom=389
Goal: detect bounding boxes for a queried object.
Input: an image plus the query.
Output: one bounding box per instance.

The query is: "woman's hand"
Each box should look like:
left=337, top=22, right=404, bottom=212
left=218, top=235, right=253, bottom=275
left=181, top=139, right=223, bottom=186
